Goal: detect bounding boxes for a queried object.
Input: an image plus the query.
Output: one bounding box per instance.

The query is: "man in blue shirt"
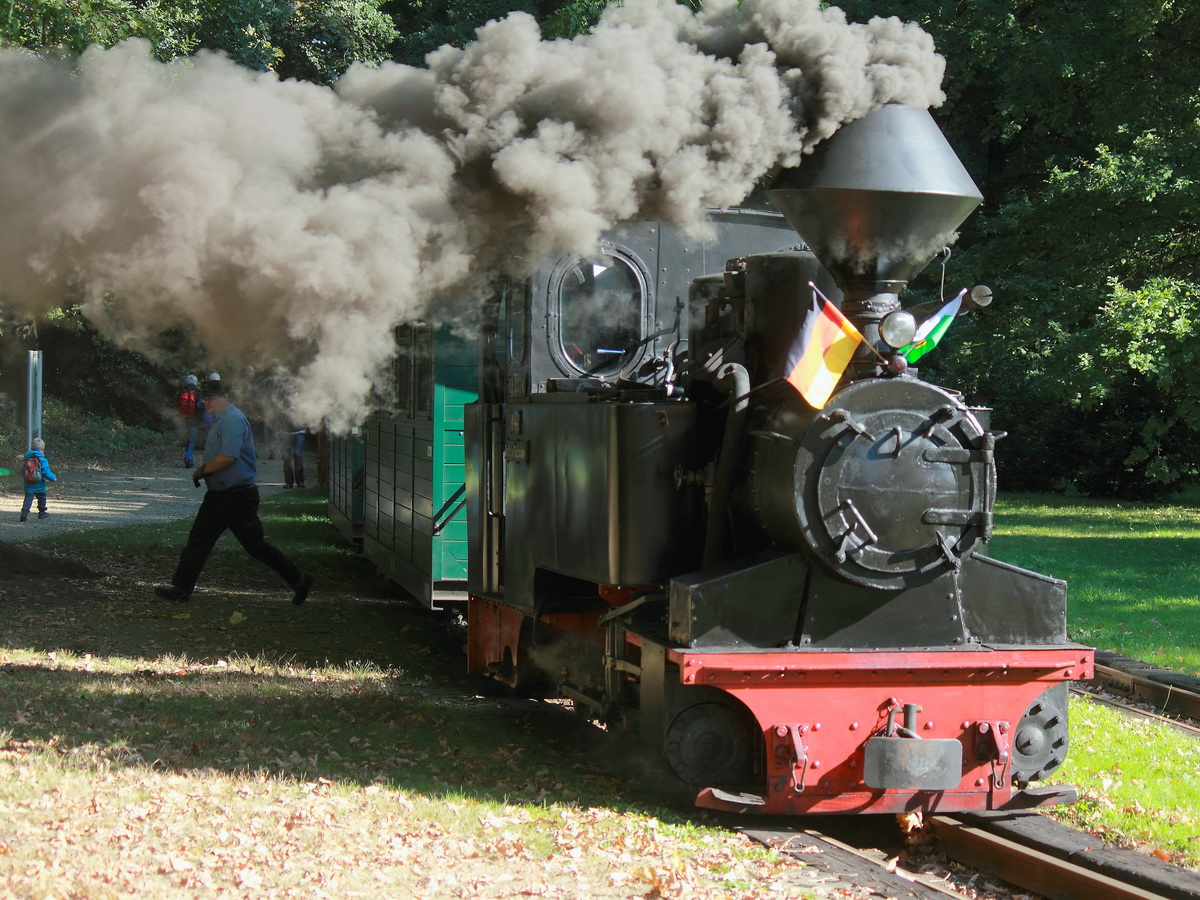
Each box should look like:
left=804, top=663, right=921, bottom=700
left=155, top=377, right=314, bottom=605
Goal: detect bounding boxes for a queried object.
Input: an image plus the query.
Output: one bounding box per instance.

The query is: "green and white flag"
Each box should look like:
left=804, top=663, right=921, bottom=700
left=901, top=289, right=965, bottom=363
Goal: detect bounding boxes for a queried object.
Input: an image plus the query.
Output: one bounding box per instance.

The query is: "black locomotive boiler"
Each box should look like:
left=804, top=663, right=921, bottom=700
left=457, top=104, right=1095, bottom=816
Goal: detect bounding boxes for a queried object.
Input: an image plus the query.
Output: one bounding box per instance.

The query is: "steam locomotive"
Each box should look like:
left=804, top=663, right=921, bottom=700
left=329, top=104, right=1094, bottom=815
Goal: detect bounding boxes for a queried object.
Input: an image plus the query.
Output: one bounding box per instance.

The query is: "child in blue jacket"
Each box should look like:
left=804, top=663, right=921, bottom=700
left=20, top=437, right=57, bottom=522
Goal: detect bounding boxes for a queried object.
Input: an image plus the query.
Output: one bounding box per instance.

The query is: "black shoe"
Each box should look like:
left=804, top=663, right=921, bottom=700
left=291, top=573, right=315, bottom=606
left=154, top=585, right=191, bottom=602
left=37, top=511, right=48, bottom=519
left=19, top=515, right=26, bottom=523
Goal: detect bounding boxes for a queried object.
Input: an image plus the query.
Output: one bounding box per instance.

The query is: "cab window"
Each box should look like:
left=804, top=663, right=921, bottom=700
left=556, top=254, right=644, bottom=376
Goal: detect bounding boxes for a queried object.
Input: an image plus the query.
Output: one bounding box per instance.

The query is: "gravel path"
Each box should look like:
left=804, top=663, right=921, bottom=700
left=0, top=455, right=295, bottom=543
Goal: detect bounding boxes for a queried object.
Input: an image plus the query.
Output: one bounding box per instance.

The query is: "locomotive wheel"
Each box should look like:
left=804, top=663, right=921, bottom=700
left=665, top=695, right=757, bottom=788
left=1011, top=684, right=1070, bottom=784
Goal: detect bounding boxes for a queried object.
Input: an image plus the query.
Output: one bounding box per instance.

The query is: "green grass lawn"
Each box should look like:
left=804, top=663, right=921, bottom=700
left=991, top=492, right=1200, bottom=865
left=1048, top=695, right=1200, bottom=864
left=991, top=493, right=1200, bottom=676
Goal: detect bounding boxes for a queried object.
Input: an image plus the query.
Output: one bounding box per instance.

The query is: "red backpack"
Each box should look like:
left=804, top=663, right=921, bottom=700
left=177, top=389, right=197, bottom=418
left=23, top=455, right=42, bottom=484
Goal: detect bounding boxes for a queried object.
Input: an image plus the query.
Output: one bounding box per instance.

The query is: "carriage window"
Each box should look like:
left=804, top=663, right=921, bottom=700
left=557, top=254, right=644, bottom=375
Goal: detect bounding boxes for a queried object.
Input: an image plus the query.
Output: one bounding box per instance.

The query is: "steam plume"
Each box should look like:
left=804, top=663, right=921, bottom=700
left=0, top=0, right=944, bottom=429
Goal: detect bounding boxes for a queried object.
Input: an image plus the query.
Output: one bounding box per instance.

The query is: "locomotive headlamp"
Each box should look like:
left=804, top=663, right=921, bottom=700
left=967, top=284, right=994, bottom=310
left=879, top=309, right=917, bottom=349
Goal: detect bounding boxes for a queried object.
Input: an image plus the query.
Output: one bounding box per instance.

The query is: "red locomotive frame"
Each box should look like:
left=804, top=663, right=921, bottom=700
left=676, top=646, right=1094, bottom=815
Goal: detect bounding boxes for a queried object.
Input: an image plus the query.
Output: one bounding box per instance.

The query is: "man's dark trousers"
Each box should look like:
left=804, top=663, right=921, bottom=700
left=171, top=485, right=302, bottom=594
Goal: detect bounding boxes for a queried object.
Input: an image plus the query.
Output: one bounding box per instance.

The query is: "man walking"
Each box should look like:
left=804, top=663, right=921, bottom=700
left=155, top=377, right=314, bottom=605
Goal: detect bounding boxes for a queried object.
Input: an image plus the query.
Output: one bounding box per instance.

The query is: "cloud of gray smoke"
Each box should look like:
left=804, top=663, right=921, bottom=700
left=0, top=0, right=944, bottom=430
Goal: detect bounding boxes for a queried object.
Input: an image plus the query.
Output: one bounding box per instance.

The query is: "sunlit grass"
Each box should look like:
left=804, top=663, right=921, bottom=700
left=1050, top=696, right=1200, bottom=865
left=0, top=646, right=794, bottom=898
left=992, top=493, right=1200, bottom=675
left=3, top=494, right=796, bottom=897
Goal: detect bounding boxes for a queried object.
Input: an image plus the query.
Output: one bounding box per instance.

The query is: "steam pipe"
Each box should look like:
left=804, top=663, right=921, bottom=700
left=703, top=362, right=749, bottom=568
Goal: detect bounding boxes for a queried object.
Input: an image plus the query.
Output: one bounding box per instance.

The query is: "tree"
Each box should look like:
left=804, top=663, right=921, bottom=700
left=2, top=0, right=398, bottom=85
left=837, top=0, right=1200, bottom=497
left=381, top=0, right=553, bottom=66
left=151, top=0, right=398, bottom=83
left=1, top=0, right=155, bottom=53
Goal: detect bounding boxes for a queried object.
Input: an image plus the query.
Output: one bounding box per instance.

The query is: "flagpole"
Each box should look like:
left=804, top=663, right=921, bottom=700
left=808, top=282, right=891, bottom=365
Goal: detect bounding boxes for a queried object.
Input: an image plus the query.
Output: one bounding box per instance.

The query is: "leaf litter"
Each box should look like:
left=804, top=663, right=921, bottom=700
left=0, top=517, right=827, bottom=899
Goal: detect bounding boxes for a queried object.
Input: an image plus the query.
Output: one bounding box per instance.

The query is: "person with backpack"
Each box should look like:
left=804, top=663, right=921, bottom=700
left=20, top=437, right=57, bottom=522
left=178, top=374, right=204, bottom=468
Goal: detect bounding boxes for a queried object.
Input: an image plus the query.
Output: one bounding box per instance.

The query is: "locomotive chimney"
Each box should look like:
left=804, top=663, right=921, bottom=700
left=768, top=105, right=982, bottom=363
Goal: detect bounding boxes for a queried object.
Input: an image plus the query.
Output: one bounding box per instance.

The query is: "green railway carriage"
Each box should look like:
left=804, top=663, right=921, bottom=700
left=327, top=323, right=477, bottom=608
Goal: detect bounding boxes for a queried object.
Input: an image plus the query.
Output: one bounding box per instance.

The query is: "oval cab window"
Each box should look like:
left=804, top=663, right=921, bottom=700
left=557, top=253, right=645, bottom=376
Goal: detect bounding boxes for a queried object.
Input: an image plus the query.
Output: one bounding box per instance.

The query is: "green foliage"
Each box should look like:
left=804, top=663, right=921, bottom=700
left=540, top=0, right=607, bottom=40
left=275, top=0, right=398, bottom=82
left=1062, top=279, right=1200, bottom=496
left=154, top=0, right=399, bottom=82
left=835, top=0, right=1200, bottom=497
left=1, top=0, right=157, bottom=53
left=0, top=394, right=173, bottom=470
left=32, top=306, right=169, bottom=431
left=3, top=0, right=398, bottom=84
left=382, top=0, right=701, bottom=65
left=382, top=0, right=544, bottom=65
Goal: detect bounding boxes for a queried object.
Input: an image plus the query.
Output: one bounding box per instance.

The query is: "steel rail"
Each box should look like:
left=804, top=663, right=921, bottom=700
left=743, top=824, right=969, bottom=899
left=1073, top=684, right=1200, bottom=737
left=1092, top=664, right=1200, bottom=722
left=929, top=815, right=1179, bottom=900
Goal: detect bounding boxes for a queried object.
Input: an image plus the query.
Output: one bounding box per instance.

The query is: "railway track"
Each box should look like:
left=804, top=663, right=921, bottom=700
left=745, top=809, right=1200, bottom=900
left=1090, top=651, right=1200, bottom=723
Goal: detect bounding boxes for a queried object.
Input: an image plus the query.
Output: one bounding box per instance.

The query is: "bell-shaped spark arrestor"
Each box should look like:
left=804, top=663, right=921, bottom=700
left=768, top=105, right=982, bottom=304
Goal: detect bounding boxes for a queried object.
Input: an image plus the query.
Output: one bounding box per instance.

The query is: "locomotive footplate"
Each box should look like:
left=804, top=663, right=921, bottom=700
left=665, top=645, right=1094, bottom=816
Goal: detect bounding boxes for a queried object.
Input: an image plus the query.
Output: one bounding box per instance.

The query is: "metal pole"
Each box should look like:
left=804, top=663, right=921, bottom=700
left=26, top=350, right=42, bottom=450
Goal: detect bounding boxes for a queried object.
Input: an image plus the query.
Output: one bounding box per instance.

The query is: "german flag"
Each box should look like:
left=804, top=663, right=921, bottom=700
left=785, top=294, right=863, bottom=409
